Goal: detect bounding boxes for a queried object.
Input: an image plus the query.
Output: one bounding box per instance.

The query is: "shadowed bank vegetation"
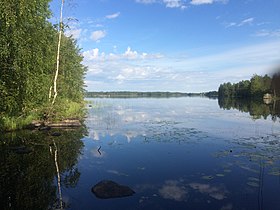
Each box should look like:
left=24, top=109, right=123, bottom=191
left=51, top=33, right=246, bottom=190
left=0, top=0, right=87, bottom=131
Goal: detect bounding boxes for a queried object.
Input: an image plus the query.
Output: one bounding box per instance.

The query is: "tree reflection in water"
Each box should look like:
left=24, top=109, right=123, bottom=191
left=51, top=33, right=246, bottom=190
left=218, top=97, right=280, bottom=121
left=0, top=127, right=86, bottom=210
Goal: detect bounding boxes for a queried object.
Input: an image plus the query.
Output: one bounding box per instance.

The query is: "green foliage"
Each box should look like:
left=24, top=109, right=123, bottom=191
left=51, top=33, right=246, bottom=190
left=1, top=112, right=39, bottom=131
left=250, top=74, right=271, bottom=97
left=218, top=74, right=273, bottom=99
left=49, top=99, right=86, bottom=122
left=0, top=1, right=86, bottom=131
left=271, top=72, right=280, bottom=98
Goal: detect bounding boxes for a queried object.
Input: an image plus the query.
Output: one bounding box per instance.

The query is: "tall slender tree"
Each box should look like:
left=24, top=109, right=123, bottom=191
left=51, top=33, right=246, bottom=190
left=50, top=0, right=65, bottom=105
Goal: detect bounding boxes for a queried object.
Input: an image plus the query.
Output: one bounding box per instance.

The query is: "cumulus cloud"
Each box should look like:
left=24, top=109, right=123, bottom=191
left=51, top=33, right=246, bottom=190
left=91, top=30, right=106, bottom=42
left=163, top=0, right=187, bottom=9
left=83, top=48, right=100, bottom=60
left=124, top=47, right=138, bottom=59
left=122, top=47, right=163, bottom=60
left=65, top=28, right=82, bottom=39
left=106, top=12, right=121, bottom=19
left=83, top=47, right=163, bottom=61
left=115, top=66, right=152, bottom=83
left=83, top=41, right=280, bottom=92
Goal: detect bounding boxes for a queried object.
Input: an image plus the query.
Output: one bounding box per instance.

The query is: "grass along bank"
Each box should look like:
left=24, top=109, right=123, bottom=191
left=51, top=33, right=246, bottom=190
left=0, top=99, right=86, bottom=132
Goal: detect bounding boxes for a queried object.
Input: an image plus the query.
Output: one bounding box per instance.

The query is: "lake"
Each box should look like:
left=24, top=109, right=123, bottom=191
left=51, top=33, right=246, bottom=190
left=1, top=97, right=280, bottom=210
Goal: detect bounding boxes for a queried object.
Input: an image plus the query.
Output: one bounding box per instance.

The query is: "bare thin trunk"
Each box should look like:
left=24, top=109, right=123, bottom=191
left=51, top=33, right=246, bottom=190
left=48, top=85, right=52, bottom=101
left=52, top=0, right=64, bottom=105
left=53, top=140, right=63, bottom=209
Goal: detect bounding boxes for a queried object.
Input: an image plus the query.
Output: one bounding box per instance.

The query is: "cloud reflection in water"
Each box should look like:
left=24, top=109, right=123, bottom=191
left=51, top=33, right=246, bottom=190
left=159, top=180, right=188, bottom=202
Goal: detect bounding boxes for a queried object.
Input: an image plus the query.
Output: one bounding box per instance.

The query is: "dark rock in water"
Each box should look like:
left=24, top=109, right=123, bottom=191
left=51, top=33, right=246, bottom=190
left=10, top=146, right=33, bottom=154
left=92, top=180, right=135, bottom=199
left=51, top=132, right=61, bottom=137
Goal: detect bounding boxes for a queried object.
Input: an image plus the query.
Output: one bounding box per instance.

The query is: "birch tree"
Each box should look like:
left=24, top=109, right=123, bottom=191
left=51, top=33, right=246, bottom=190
left=50, top=0, right=65, bottom=105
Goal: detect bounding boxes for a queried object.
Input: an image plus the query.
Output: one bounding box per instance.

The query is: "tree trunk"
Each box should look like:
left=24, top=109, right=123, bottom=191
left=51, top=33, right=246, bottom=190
left=51, top=0, right=64, bottom=105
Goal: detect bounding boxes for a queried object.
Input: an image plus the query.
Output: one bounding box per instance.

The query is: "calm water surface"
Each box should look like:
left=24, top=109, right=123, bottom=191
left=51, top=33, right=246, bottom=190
left=1, top=97, right=280, bottom=210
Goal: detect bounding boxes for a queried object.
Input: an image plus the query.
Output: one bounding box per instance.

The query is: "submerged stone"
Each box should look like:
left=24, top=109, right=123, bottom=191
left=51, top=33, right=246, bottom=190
left=51, top=132, right=62, bottom=137
left=92, top=180, right=135, bottom=199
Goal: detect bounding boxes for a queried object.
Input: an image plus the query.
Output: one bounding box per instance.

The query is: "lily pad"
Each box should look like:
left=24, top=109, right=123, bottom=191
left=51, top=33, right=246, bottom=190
left=247, top=182, right=259, bottom=187
left=201, top=175, right=214, bottom=180
left=268, top=171, right=280, bottom=176
left=248, top=177, right=259, bottom=182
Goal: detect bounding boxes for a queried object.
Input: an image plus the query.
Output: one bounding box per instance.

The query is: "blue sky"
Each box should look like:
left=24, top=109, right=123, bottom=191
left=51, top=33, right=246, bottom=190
left=50, top=0, right=280, bottom=92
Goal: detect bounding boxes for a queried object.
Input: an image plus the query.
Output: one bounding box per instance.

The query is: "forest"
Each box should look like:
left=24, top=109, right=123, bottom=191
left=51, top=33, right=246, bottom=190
left=0, top=0, right=87, bottom=131
left=85, top=91, right=218, bottom=98
left=218, top=73, right=280, bottom=99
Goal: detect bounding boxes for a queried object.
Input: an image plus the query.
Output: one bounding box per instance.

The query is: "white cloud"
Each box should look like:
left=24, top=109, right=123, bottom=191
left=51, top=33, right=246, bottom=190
left=123, top=47, right=138, bottom=59
left=163, top=0, right=186, bottom=9
left=106, top=12, right=121, bottom=19
left=225, top=17, right=254, bottom=28
left=136, top=0, right=187, bottom=9
left=65, top=28, right=82, bottom=39
left=190, top=0, right=214, bottom=5
left=225, top=22, right=237, bottom=28
left=238, top=17, right=254, bottom=26
left=254, top=29, right=280, bottom=37
left=135, top=0, right=157, bottom=4
left=136, top=0, right=228, bottom=8
left=190, top=0, right=228, bottom=5
left=83, top=46, right=163, bottom=61
left=83, top=48, right=100, bottom=60
left=83, top=41, right=280, bottom=92
left=90, top=30, right=106, bottom=42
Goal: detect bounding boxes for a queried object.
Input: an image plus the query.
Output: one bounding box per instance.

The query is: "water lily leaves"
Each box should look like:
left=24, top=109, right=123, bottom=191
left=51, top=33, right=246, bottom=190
left=248, top=177, right=259, bottom=182
left=268, top=171, right=280, bottom=176
left=223, top=169, right=232, bottom=173
left=247, top=182, right=259, bottom=188
left=201, top=175, right=214, bottom=180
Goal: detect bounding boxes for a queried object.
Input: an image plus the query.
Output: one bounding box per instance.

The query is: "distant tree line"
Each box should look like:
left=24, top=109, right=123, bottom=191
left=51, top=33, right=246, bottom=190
left=86, top=91, right=218, bottom=98
left=0, top=0, right=86, bottom=131
left=218, top=73, right=280, bottom=99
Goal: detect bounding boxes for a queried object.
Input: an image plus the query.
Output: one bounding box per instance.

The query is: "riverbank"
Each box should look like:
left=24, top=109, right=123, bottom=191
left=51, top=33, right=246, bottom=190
left=0, top=100, right=86, bottom=132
